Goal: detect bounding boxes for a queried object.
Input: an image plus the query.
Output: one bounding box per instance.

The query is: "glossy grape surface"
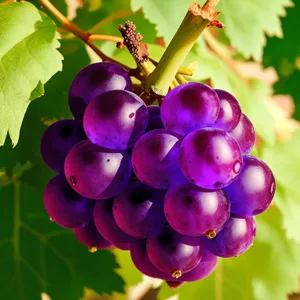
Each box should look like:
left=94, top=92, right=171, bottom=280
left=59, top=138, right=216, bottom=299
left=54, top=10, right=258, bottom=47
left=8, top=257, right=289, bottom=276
left=213, top=89, right=241, bottom=131
left=69, top=62, right=131, bottom=121
left=74, top=221, right=112, bottom=249
left=113, top=182, right=166, bottom=238
left=83, top=90, right=148, bottom=150
left=225, top=155, right=276, bottom=217
left=164, top=182, right=230, bottom=236
left=132, top=129, right=186, bottom=189
left=161, top=82, right=220, bottom=135
left=64, top=140, right=131, bottom=199
left=44, top=175, right=94, bottom=228
left=180, top=128, right=242, bottom=189
left=40, top=120, right=86, bottom=172
left=229, top=114, right=255, bottom=154
left=205, top=216, right=256, bottom=258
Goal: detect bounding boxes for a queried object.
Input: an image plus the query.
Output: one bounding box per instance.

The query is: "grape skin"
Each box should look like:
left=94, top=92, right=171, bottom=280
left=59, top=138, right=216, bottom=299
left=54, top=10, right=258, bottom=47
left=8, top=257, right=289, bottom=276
left=145, top=106, right=165, bottom=132
left=40, top=120, right=86, bottom=173
left=83, top=90, right=148, bottom=150
left=164, top=182, right=230, bottom=236
left=44, top=175, right=94, bottom=228
left=180, top=128, right=243, bottom=189
left=68, top=62, right=132, bottom=121
left=64, top=140, right=131, bottom=199
left=225, top=155, right=276, bottom=217
left=113, top=182, right=166, bottom=238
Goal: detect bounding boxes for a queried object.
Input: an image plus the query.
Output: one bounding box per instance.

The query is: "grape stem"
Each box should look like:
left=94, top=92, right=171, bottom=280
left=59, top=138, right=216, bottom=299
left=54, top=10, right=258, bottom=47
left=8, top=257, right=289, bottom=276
left=145, top=0, right=222, bottom=96
left=38, top=0, right=131, bottom=71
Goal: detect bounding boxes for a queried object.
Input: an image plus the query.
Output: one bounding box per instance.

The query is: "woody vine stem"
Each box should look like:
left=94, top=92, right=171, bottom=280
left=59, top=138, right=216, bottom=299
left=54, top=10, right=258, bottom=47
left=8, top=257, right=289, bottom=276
left=38, top=0, right=222, bottom=96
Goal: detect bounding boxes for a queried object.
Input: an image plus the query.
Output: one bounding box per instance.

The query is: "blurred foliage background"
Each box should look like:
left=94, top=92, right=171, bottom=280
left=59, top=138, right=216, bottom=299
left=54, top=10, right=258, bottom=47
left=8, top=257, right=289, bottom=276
left=0, top=0, right=300, bottom=299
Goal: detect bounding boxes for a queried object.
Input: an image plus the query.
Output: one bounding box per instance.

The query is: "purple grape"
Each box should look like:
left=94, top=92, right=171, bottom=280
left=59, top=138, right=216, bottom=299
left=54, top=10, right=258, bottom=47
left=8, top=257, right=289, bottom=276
left=161, top=82, right=220, bottom=136
left=74, top=221, right=112, bottom=251
left=145, top=106, right=165, bottom=132
left=64, top=140, right=131, bottom=199
left=229, top=114, right=255, bottom=154
left=40, top=120, right=86, bottom=173
left=180, top=128, right=242, bottom=190
left=132, top=129, right=186, bottom=189
left=180, top=247, right=218, bottom=282
left=130, top=239, right=172, bottom=280
left=69, top=62, right=132, bottom=121
left=44, top=175, right=94, bottom=228
left=146, top=226, right=203, bottom=278
left=205, top=216, right=256, bottom=258
left=113, top=182, right=166, bottom=238
left=164, top=182, right=230, bottom=237
left=83, top=90, right=148, bottom=150
left=225, top=155, right=275, bottom=217
left=94, top=198, right=133, bottom=248
left=212, top=89, right=241, bottom=131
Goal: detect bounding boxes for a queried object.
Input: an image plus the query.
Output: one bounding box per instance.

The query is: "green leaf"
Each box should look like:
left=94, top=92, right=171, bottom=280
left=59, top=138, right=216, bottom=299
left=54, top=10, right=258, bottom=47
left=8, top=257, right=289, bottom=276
left=159, top=208, right=300, bottom=300
left=0, top=2, right=63, bottom=146
left=0, top=39, right=125, bottom=299
left=218, top=0, right=293, bottom=61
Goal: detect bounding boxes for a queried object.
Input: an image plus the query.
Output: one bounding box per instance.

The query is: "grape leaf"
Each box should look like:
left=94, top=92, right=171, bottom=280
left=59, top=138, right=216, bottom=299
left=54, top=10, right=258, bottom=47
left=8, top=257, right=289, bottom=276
left=158, top=208, right=300, bottom=300
left=0, top=2, right=63, bottom=146
left=218, top=0, right=293, bottom=61
left=263, top=2, right=300, bottom=120
left=0, top=39, right=125, bottom=299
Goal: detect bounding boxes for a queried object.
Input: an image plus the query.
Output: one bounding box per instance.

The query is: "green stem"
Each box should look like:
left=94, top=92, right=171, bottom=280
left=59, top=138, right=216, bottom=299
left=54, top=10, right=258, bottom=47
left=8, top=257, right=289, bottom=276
left=145, top=0, right=220, bottom=95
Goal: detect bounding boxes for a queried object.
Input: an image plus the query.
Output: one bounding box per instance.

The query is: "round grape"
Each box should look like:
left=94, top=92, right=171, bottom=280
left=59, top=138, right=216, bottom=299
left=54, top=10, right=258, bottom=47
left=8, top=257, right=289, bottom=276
left=113, top=182, right=166, bottom=238
left=180, top=128, right=242, bottom=189
left=212, top=89, right=241, bottom=131
left=146, top=226, right=203, bottom=278
left=83, top=90, right=148, bottom=150
left=94, top=198, right=133, bottom=249
left=64, top=140, right=131, bottom=199
left=164, top=182, right=230, bottom=237
left=132, top=129, right=186, bottom=189
left=74, top=221, right=112, bottom=251
left=229, top=114, right=255, bottom=154
left=44, top=175, right=94, bottom=228
left=205, top=217, right=256, bottom=258
left=69, top=62, right=132, bottom=121
left=40, top=120, right=86, bottom=173
left=146, top=106, right=165, bottom=132
left=161, top=82, right=220, bottom=135
left=225, top=155, right=275, bottom=217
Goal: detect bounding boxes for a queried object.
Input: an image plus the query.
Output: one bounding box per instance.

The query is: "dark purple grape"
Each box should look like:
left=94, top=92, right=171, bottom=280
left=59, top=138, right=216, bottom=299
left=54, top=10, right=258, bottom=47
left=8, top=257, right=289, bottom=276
left=40, top=120, right=86, bottom=173
left=212, top=89, right=241, bottom=131
left=130, top=239, right=172, bottom=280
left=74, top=221, right=112, bottom=251
left=113, top=182, right=166, bottom=238
left=145, top=106, right=165, bottom=132
left=180, top=128, right=242, bottom=189
left=161, top=82, right=220, bottom=135
left=205, top=217, right=256, bottom=258
left=69, top=62, right=132, bottom=121
left=225, top=155, right=275, bottom=217
left=94, top=198, right=133, bottom=248
left=180, top=247, right=218, bottom=282
left=83, top=90, right=148, bottom=150
left=44, top=175, right=94, bottom=228
left=64, top=140, right=131, bottom=199
left=229, top=114, right=255, bottom=154
left=146, top=226, right=203, bottom=278
left=164, top=182, right=230, bottom=237
left=132, top=129, right=186, bottom=189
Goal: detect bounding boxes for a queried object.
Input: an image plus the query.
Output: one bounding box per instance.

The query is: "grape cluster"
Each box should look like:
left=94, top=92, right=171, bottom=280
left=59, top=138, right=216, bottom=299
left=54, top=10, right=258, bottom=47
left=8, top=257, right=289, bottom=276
left=41, top=62, right=275, bottom=285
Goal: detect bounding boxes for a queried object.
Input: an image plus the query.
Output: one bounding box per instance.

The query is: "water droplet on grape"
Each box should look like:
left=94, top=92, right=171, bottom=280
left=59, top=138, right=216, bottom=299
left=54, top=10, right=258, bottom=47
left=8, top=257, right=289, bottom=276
left=129, top=112, right=135, bottom=118
left=70, top=176, right=77, bottom=186
left=234, top=161, right=241, bottom=173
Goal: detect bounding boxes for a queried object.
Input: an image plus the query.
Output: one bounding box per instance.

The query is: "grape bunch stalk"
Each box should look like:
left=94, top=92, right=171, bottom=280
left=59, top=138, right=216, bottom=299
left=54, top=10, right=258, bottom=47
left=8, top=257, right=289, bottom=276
left=40, top=0, right=275, bottom=289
